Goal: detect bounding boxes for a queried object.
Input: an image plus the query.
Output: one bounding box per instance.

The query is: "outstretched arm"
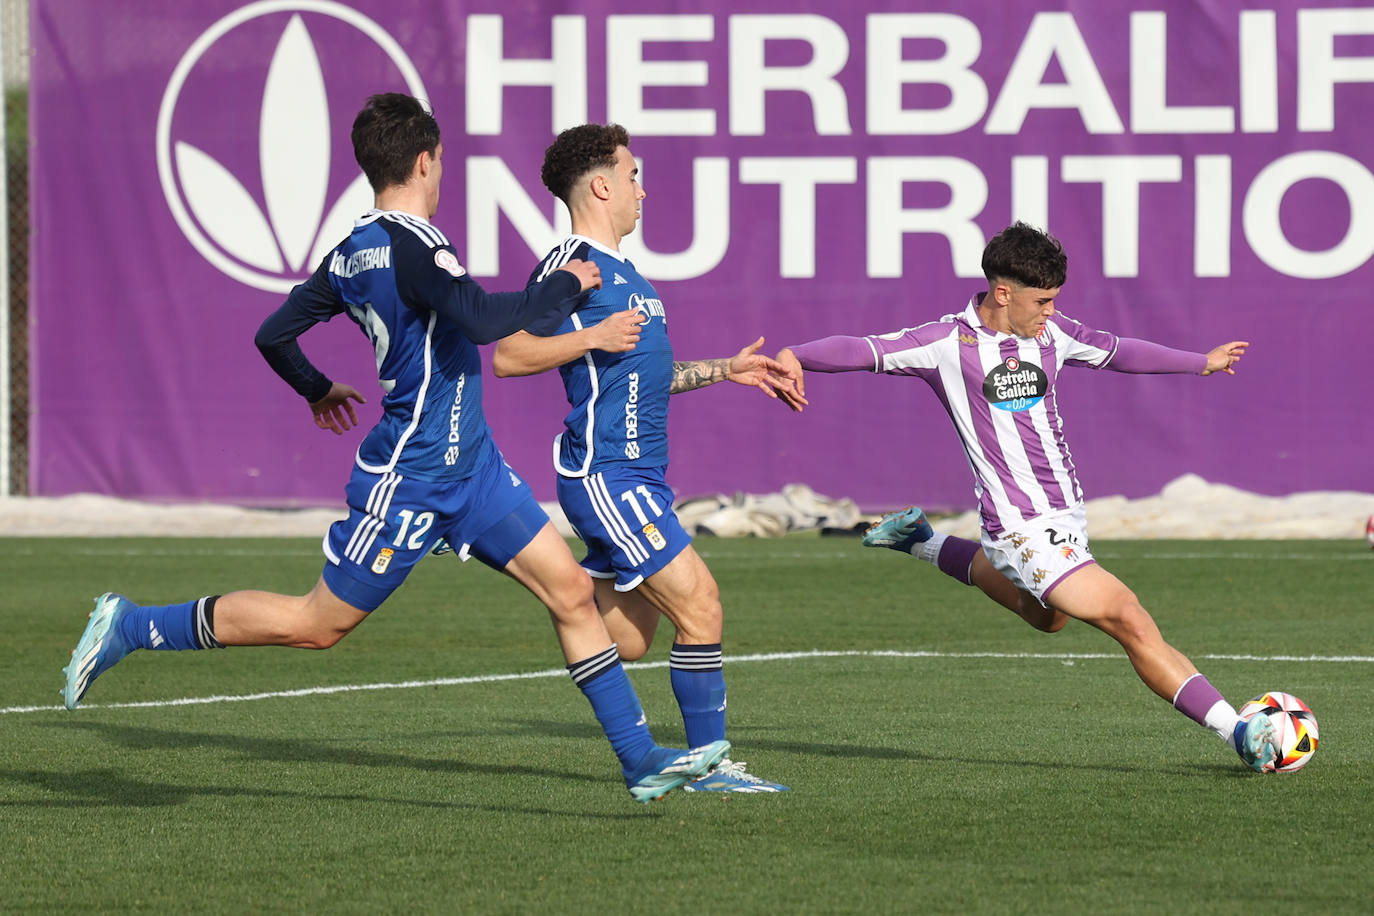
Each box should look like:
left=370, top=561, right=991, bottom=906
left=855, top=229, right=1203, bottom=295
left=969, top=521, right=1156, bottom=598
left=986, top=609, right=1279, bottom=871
left=1105, top=338, right=1249, bottom=376
left=767, top=335, right=881, bottom=412
left=492, top=308, right=645, bottom=378
left=1201, top=340, right=1249, bottom=376
left=397, top=237, right=600, bottom=345
left=670, top=337, right=804, bottom=408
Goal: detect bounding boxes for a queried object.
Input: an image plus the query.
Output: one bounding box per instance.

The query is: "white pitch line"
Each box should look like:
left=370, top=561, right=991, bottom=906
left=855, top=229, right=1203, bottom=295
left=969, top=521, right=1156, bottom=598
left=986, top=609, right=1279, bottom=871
left=7, top=648, right=1373, bottom=716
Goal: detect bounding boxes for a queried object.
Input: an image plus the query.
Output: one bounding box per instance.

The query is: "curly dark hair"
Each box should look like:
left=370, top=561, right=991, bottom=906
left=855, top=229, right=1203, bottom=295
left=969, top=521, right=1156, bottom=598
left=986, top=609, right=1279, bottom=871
left=351, top=93, right=441, bottom=193
left=541, top=124, right=631, bottom=203
left=981, top=221, right=1068, bottom=289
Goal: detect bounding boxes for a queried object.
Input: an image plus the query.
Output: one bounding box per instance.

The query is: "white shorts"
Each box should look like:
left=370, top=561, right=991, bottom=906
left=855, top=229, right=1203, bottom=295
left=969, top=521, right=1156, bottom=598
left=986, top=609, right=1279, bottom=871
left=981, top=506, right=1096, bottom=605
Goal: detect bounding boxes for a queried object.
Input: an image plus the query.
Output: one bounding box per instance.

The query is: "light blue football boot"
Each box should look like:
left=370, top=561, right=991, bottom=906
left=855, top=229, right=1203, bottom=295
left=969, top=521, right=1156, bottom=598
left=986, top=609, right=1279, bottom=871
left=683, top=758, right=789, bottom=793
left=1232, top=715, right=1279, bottom=773
left=626, top=739, right=731, bottom=803
left=62, top=593, right=137, bottom=710
left=861, top=506, right=935, bottom=553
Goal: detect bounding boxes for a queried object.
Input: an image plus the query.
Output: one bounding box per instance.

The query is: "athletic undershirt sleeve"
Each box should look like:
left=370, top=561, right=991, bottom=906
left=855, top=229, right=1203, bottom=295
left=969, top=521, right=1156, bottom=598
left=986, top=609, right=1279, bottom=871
left=1104, top=337, right=1207, bottom=374
left=394, top=234, right=583, bottom=344
left=254, top=259, right=342, bottom=402
left=789, top=335, right=880, bottom=373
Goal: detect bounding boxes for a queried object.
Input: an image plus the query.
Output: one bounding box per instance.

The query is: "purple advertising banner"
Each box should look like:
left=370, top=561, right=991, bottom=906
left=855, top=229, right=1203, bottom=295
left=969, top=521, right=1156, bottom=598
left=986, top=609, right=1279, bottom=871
left=32, top=1, right=1374, bottom=510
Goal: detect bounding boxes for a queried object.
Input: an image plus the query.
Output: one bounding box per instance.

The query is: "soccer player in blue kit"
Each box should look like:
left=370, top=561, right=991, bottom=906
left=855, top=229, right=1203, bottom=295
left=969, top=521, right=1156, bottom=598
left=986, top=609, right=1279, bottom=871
left=491, top=124, right=798, bottom=792
left=61, top=94, right=729, bottom=802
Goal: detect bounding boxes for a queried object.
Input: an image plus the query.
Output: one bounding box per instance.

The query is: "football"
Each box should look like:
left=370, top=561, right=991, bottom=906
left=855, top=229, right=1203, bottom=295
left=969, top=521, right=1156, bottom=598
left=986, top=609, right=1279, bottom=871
left=1239, top=691, right=1319, bottom=773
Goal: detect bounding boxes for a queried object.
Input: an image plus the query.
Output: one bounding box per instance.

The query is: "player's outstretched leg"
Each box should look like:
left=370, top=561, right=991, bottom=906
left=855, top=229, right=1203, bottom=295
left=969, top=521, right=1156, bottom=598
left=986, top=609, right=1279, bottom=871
left=684, top=757, right=789, bottom=793
left=1232, top=714, right=1279, bottom=773
left=626, top=739, right=731, bottom=803
left=62, top=593, right=137, bottom=709
left=862, top=506, right=934, bottom=553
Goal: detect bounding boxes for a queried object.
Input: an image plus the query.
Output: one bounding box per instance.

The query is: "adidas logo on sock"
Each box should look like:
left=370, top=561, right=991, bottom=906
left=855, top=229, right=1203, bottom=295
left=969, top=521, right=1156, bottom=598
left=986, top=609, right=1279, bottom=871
left=613, top=272, right=628, bottom=285
left=148, top=620, right=164, bottom=648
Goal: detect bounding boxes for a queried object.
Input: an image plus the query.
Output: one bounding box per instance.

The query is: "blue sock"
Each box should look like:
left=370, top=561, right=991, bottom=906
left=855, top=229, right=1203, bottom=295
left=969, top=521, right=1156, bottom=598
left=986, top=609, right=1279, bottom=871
left=117, top=597, right=224, bottom=651
left=670, top=643, right=726, bottom=747
left=568, top=646, right=656, bottom=781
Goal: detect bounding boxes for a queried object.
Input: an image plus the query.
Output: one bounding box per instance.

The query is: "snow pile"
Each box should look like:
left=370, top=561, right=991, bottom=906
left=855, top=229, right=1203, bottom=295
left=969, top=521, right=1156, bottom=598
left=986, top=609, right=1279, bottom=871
left=0, top=474, right=1369, bottom=540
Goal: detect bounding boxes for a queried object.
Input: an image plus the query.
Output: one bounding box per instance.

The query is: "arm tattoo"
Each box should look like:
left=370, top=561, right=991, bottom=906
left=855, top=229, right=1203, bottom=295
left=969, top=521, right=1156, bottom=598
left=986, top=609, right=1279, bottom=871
left=670, top=358, right=730, bottom=393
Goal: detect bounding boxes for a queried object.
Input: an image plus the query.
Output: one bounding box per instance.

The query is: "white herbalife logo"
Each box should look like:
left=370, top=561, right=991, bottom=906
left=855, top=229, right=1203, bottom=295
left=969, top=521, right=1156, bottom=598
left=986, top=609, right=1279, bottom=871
left=155, top=1, right=428, bottom=293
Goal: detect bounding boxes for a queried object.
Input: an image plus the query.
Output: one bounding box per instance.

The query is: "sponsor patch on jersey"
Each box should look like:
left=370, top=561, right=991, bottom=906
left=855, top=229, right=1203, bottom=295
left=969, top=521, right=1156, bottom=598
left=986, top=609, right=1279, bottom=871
left=959, top=333, right=977, bottom=345
left=643, top=523, right=667, bottom=550
left=434, top=249, right=466, bottom=278
left=372, top=548, right=395, bottom=574
left=983, top=357, right=1048, bottom=412
left=628, top=292, right=665, bottom=321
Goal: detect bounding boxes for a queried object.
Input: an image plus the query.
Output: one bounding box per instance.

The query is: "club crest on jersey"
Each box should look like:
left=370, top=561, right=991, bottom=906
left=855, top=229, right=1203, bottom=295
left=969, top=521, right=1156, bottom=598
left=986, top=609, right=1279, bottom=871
left=983, top=357, right=1048, bottom=412
left=372, top=548, right=395, bottom=574
left=643, top=523, right=667, bottom=550
left=434, top=249, right=466, bottom=277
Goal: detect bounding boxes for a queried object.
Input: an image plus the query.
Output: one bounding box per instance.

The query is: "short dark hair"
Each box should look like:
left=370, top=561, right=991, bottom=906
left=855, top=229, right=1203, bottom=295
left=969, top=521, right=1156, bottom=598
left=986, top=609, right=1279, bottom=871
left=541, top=124, right=631, bottom=203
left=981, top=221, right=1068, bottom=289
left=351, top=93, right=441, bottom=193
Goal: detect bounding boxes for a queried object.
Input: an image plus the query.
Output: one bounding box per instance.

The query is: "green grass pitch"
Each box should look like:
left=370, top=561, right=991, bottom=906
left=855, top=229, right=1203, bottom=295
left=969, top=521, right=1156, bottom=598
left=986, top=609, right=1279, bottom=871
left=2, top=537, right=1371, bottom=913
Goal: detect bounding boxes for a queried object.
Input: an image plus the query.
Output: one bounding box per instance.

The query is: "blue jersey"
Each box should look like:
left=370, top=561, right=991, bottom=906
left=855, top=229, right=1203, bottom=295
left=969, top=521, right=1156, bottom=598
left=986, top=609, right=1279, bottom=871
left=257, top=209, right=582, bottom=482
left=527, top=237, right=672, bottom=477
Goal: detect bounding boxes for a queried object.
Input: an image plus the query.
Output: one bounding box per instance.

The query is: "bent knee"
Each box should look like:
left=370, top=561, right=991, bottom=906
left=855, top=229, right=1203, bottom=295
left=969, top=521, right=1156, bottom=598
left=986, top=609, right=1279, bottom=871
left=544, top=573, right=598, bottom=623
left=1034, top=609, right=1070, bottom=633
left=670, top=598, right=723, bottom=643
left=294, top=626, right=353, bottom=650
left=1102, top=600, right=1157, bottom=643
left=1019, top=595, right=1069, bottom=633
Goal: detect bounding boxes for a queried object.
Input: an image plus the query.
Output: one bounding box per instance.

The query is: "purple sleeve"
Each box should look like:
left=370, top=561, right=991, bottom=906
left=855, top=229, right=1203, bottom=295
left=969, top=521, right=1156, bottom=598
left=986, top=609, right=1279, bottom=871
left=1105, top=337, right=1207, bottom=374
left=788, top=335, right=879, bottom=372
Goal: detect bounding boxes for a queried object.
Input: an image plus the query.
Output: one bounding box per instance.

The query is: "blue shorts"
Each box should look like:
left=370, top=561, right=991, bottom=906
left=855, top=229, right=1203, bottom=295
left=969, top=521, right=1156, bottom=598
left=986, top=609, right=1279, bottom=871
left=322, top=444, right=548, bottom=612
left=557, top=466, right=690, bottom=591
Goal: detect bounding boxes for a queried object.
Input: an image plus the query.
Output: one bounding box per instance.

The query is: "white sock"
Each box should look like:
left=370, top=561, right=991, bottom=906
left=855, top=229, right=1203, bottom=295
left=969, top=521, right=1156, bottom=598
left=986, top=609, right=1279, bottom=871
left=1204, top=699, right=1242, bottom=743
left=914, top=532, right=947, bottom=563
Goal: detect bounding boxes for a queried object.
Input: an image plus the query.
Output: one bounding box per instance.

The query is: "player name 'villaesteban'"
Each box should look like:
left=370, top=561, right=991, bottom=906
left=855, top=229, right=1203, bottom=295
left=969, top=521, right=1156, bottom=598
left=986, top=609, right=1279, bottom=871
left=330, top=245, right=392, bottom=278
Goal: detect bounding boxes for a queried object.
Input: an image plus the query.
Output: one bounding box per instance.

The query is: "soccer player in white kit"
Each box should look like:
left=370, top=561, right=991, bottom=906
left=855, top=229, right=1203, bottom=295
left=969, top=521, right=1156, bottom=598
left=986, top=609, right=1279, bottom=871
left=774, top=222, right=1281, bottom=773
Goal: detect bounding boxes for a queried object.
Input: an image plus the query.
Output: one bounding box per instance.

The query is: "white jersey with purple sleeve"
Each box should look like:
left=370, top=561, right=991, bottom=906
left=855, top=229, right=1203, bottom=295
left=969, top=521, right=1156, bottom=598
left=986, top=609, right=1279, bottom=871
left=526, top=236, right=672, bottom=478
left=864, top=296, right=1119, bottom=538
